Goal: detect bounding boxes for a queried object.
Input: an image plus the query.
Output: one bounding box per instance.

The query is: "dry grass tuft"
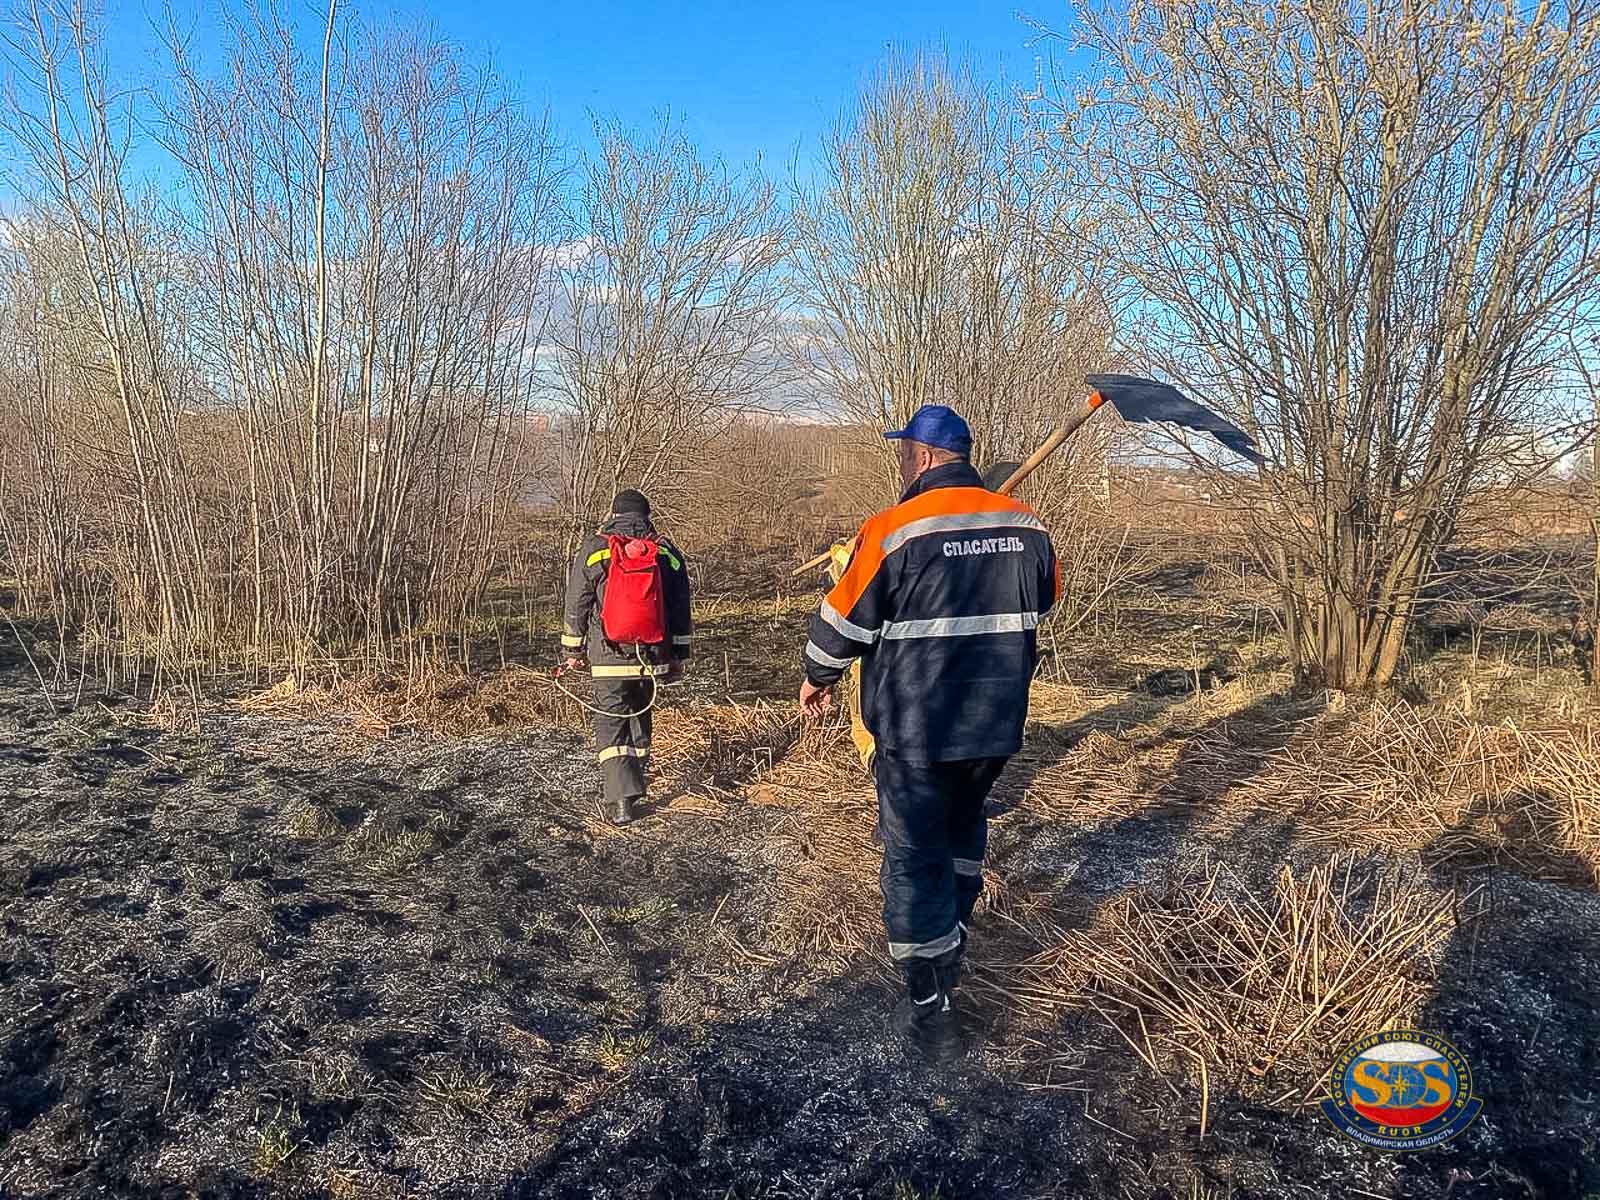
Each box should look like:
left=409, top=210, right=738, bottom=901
left=321, top=1169, right=404, bottom=1200
left=1247, top=701, right=1600, bottom=887
left=1010, top=854, right=1459, bottom=1095
left=742, top=721, right=884, bottom=964
left=238, top=666, right=582, bottom=737
left=652, top=700, right=805, bottom=801
left=593, top=1029, right=654, bottom=1073
left=416, top=1067, right=498, bottom=1117
left=346, top=807, right=467, bottom=872
left=147, top=686, right=204, bottom=734
left=285, top=800, right=345, bottom=840
left=251, top=1105, right=304, bottom=1175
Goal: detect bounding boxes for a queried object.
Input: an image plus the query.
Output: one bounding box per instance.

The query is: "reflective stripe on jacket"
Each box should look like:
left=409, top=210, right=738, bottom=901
left=803, top=461, right=1059, bottom=761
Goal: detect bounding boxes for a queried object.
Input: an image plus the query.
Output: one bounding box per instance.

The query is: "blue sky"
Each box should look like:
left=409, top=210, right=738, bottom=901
left=97, top=0, right=1068, bottom=177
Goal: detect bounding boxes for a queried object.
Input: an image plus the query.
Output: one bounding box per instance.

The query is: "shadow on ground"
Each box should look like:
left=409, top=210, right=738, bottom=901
left=990, top=688, right=1324, bottom=924
left=4, top=650, right=1599, bottom=1199
left=502, top=972, right=1102, bottom=1200
left=1389, top=810, right=1600, bottom=1199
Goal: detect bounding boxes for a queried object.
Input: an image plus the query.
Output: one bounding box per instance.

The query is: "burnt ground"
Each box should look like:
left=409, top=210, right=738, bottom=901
left=2, top=585, right=1600, bottom=1198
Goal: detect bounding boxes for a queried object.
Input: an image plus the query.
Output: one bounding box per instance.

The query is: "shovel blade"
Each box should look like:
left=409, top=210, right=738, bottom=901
left=1085, top=373, right=1266, bottom=465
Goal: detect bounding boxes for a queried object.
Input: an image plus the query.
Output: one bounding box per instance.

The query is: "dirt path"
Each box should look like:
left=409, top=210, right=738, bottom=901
left=2, top=660, right=1597, bottom=1199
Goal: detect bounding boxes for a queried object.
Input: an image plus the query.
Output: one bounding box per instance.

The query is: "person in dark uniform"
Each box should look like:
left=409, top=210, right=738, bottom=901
left=799, top=409, right=1058, bottom=1061
left=561, top=490, right=692, bottom=825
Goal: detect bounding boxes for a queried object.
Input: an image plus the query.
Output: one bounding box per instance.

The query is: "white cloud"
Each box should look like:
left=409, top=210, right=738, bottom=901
left=547, top=238, right=594, bottom=270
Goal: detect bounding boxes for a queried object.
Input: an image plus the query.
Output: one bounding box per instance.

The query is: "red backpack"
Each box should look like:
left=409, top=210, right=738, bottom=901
left=600, top=535, right=668, bottom=646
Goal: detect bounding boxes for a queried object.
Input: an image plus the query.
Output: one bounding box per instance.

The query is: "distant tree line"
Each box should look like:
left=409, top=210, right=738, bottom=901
left=0, top=0, right=1594, bottom=690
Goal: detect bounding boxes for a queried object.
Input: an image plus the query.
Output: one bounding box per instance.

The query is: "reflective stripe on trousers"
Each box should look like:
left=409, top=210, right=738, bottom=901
left=887, top=925, right=963, bottom=960
left=592, top=677, right=653, bottom=804
left=873, top=750, right=1007, bottom=961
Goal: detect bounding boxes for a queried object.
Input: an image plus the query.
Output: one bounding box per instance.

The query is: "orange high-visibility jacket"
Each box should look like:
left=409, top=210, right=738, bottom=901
left=803, top=461, right=1060, bottom=762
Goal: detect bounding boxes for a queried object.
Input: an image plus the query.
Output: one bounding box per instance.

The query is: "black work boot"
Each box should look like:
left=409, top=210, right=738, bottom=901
left=943, top=924, right=968, bottom=993
left=891, top=951, right=965, bottom=1064
left=606, top=794, right=636, bottom=826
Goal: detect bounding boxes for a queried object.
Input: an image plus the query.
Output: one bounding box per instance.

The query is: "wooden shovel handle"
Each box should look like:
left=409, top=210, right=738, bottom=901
left=994, top=391, right=1105, bottom=496
left=792, top=548, right=835, bottom=576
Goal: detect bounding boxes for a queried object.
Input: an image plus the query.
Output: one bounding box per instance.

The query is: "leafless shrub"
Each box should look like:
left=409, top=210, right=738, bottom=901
left=550, top=117, right=794, bottom=552
left=794, top=55, right=1114, bottom=485
left=165, top=7, right=564, bottom=659
left=654, top=415, right=826, bottom=548
left=1, top=1, right=562, bottom=676
left=1045, top=0, right=1600, bottom=689
left=2, top=3, right=218, bottom=668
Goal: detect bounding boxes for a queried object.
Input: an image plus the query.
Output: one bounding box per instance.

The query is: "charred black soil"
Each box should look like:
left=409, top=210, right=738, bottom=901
left=2, top=609, right=1599, bottom=1198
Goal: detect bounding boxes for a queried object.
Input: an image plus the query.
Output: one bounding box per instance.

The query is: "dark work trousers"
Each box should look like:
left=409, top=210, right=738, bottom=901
left=873, top=749, right=1009, bottom=960
left=591, top=676, right=654, bottom=805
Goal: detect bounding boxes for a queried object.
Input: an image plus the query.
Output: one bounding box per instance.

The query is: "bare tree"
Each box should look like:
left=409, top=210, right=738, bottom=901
left=1577, top=341, right=1600, bottom=684
left=792, top=53, right=1143, bottom=631
left=794, top=55, right=1119, bottom=485
left=0, top=225, right=74, bottom=623
left=551, top=118, right=793, bottom=548
left=163, top=8, right=564, bottom=659
left=1, top=0, right=565, bottom=677
left=2, top=0, right=216, bottom=672
left=1045, top=0, right=1600, bottom=688
left=663, top=414, right=826, bottom=548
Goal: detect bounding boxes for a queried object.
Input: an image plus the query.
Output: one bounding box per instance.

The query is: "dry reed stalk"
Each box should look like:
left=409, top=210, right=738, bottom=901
left=1009, top=854, right=1457, bottom=1094
left=1243, top=700, right=1600, bottom=887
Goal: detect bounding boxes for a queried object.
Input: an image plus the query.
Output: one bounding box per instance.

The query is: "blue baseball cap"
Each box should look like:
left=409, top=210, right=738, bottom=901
left=883, top=405, right=972, bottom=455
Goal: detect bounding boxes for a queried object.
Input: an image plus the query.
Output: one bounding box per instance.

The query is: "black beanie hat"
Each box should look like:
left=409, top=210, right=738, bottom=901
left=611, top=489, right=650, bottom=517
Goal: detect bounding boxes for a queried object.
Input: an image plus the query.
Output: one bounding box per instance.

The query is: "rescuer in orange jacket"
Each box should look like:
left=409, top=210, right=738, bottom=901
left=799, top=406, right=1059, bottom=1062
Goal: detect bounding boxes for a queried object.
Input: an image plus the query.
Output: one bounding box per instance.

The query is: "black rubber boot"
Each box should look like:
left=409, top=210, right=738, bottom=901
left=891, top=950, right=965, bottom=1064
left=944, top=925, right=968, bottom=993
left=607, top=794, right=636, bottom=826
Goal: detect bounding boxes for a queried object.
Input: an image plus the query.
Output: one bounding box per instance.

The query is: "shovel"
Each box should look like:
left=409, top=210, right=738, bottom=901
left=791, top=376, right=1263, bottom=576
